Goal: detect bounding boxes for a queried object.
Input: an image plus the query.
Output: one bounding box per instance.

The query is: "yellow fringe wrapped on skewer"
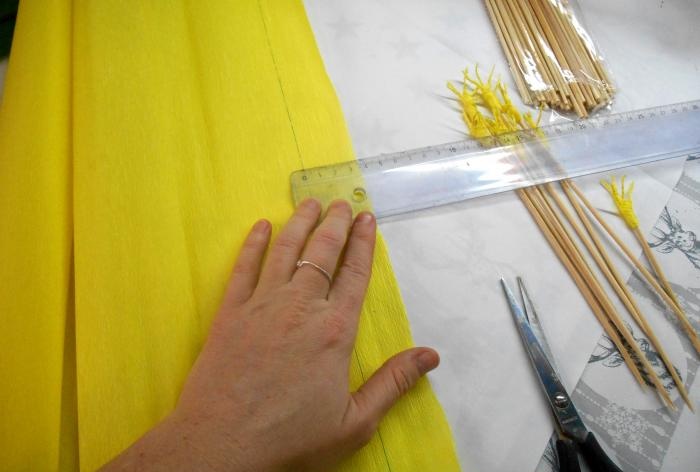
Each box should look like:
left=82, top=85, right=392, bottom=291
left=601, top=176, right=639, bottom=229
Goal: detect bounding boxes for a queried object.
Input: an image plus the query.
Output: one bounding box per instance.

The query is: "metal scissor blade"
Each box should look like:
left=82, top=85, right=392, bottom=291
left=517, top=277, right=558, bottom=374
left=500, top=278, right=588, bottom=442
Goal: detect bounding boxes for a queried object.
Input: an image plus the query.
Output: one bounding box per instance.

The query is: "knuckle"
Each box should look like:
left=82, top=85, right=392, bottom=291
left=314, top=227, right=345, bottom=249
left=337, top=290, right=364, bottom=314
left=290, top=280, right=320, bottom=300
left=390, top=364, right=415, bottom=396
left=282, top=311, right=305, bottom=335
left=351, top=416, right=378, bottom=448
left=264, top=287, right=310, bottom=335
left=342, top=259, right=370, bottom=281
left=322, top=313, right=349, bottom=347
left=248, top=297, right=272, bottom=316
left=232, top=259, right=256, bottom=277
left=231, top=264, right=252, bottom=276
left=274, top=233, right=301, bottom=252
left=242, top=236, right=261, bottom=251
left=283, top=299, right=307, bottom=334
left=287, top=286, right=310, bottom=309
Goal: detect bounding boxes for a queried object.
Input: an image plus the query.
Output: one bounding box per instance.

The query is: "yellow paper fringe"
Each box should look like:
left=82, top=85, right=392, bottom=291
left=447, top=65, right=543, bottom=140
left=601, top=176, right=639, bottom=229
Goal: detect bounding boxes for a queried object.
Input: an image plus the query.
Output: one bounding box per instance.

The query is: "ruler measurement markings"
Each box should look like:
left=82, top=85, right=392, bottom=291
left=290, top=100, right=700, bottom=218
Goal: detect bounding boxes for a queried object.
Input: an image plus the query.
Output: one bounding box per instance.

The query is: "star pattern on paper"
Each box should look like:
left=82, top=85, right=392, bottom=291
left=328, top=16, right=360, bottom=40
left=390, top=36, right=421, bottom=59
left=353, top=117, right=399, bottom=157
left=436, top=8, right=471, bottom=31
left=406, top=75, right=431, bottom=102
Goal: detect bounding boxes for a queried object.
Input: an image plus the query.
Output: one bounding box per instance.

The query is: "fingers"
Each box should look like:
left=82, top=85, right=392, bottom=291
left=329, top=211, right=376, bottom=312
left=351, top=348, right=439, bottom=429
left=224, top=219, right=271, bottom=306
left=258, top=198, right=321, bottom=290
left=291, top=200, right=353, bottom=297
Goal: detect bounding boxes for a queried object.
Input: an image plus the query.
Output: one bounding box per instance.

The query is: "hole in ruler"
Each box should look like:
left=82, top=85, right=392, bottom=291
left=352, top=187, right=367, bottom=203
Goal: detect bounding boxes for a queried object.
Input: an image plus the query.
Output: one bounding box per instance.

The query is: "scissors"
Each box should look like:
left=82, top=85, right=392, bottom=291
left=500, top=277, right=624, bottom=472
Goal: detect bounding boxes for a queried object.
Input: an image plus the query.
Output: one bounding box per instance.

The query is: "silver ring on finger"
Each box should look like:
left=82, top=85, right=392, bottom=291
left=296, top=259, right=333, bottom=286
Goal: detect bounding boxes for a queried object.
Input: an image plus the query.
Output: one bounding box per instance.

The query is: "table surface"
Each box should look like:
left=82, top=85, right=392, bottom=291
left=2, top=1, right=699, bottom=470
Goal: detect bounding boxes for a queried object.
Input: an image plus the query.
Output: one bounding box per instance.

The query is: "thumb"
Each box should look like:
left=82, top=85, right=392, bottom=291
left=352, top=347, right=440, bottom=425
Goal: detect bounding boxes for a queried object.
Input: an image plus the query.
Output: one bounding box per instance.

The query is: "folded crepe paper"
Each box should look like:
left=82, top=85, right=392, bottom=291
left=0, top=1, right=460, bottom=470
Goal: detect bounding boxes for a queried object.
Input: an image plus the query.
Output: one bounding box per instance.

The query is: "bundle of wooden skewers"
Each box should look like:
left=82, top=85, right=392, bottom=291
left=483, top=0, right=613, bottom=117
left=448, top=68, right=699, bottom=411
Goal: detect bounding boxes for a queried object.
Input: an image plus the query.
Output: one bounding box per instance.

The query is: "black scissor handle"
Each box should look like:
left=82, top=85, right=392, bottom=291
left=579, top=432, right=623, bottom=472
left=555, top=438, right=580, bottom=472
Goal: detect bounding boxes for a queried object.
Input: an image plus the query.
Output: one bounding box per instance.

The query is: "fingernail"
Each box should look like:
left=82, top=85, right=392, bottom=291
left=253, top=219, right=270, bottom=233
left=356, top=212, right=374, bottom=225
left=416, top=350, right=439, bottom=374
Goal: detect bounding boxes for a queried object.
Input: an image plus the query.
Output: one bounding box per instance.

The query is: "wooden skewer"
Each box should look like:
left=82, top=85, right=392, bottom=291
left=552, top=1, right=609, bottom=104
left=534, top=185, right=676, bottom=408
left=560, top=181, right=694, bottom=410
left=549, top=182, right=692, bottom=408
left=527, top=185, right=656, bottom=392
left=546, top=2, right=595, bottom=105
left=546, top=184, right=642, bottom=330
left=519, top=189, right=645, bottom=379
left=512, top=147, right=671, bottom=403
left=507, top=147, right=667, bottom=400
left=534, top=0, right=589, bottom=115
left=557, top=13, right=607, bottom=103
left=633, top=227, right=683, bottom=309
left=489, top=0, right=540, bottom=103
left=484, top=0, right=533, bottom=103
left=499, top=0, right=555, bottom=103
left=526, top=0, right=576, bottom=104
left=482, top=0, right=612, bottom=116
left=568, top=182, right=700, bottom=354
left=518, top=187, right=650, bottom=390
left=490, top=0, right=550, bottom=107
left=491, top=140, right=681, bottom=408
left=511, top=0, right=561, bottom=104
left=506, top=2, right=568, bottom=105
left=569, top=181, right=699, bottom=333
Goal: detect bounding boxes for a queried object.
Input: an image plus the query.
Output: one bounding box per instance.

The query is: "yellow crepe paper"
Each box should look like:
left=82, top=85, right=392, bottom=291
left=1, top=1, right=459, bottom=470
left=0, top=1, right=77, bottom=470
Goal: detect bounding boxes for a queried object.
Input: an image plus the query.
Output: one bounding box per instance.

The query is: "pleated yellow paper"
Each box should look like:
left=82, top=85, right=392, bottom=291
left=1, top=1, right=460, bottom=470
left=0, top=1, right=78, bottom=470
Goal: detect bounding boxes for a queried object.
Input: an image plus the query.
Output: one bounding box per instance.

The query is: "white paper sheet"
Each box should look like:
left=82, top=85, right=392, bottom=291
left=303, top=0, right=700, bottom=470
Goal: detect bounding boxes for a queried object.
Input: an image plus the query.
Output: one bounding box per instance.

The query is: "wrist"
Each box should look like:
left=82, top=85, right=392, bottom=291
left=100, top=412, right=245, bottom=472
left=163, top=409, right=279, bottom=472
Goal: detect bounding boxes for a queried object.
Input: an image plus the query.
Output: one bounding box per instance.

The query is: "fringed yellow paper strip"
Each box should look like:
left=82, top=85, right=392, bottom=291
left=447, top=65, right=542, bottom=138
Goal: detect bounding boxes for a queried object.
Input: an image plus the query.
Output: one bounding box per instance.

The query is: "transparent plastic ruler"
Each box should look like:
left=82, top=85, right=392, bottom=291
left=291, top=100, right=700, bottom=219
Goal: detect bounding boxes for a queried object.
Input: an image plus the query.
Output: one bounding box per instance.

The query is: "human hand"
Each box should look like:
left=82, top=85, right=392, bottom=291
left=102, top=199, right=440, bottom=472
